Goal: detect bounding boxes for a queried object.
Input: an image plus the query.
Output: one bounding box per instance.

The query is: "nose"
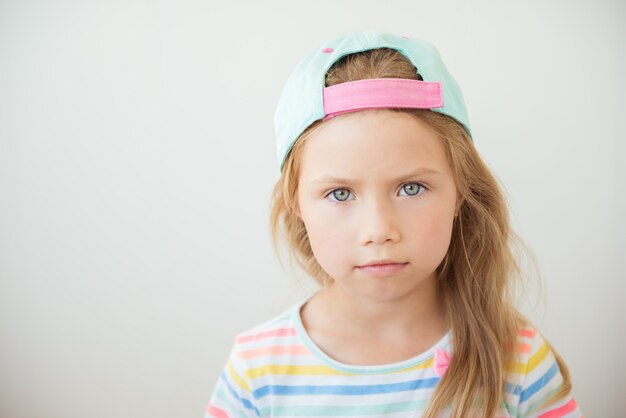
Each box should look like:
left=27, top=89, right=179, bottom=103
left=360, top=197, right=401, bottom=246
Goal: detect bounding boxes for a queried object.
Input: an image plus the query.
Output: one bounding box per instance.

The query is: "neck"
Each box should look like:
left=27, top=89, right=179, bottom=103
left=320, top=272, right=450, bottom=340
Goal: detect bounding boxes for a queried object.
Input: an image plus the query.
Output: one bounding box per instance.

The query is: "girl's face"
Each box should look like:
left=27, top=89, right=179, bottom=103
left=296, top=110, right=459, bottom=303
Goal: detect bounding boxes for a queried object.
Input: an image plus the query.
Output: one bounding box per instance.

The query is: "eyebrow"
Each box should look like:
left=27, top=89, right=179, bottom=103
left=310, top=168, right=443, bottom=185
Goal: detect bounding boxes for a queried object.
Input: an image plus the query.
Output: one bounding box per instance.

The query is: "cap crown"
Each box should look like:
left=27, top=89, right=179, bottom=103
left=274, top=30, right=471, bottom=173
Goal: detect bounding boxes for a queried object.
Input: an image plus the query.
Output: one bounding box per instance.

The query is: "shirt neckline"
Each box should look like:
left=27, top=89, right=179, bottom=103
left=290, top=296, right=453, bottom=374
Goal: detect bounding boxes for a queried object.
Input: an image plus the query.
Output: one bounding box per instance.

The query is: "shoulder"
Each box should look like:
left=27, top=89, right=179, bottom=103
left=511, top=325, right=552, bottom=377
left=505, top=325, right=582, bottom=417
left=233, top=302, right=299, bottom=347
left=207, top=302, right=302, bottom=417
left=227, top=301, right=302, bottom=368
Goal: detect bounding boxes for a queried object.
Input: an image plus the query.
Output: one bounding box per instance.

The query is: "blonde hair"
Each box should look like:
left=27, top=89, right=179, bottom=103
left=269, top=48, right=573, bottom=417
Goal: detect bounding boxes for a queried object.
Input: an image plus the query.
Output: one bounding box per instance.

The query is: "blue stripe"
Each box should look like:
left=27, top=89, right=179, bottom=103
left=520, top=362, right=558, bottom=402
left=505, top=382, right=522, bottom=396
left=253, top=377, right=440, bottom=398
left=221, top=371, right=261, bottom=417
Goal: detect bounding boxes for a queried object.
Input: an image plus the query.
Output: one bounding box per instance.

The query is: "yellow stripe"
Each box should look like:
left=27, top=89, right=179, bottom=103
left=399, top=357, right=434, bottom=373
left=526, top=341, right=549, bottom=374
left=505, top=339, right=549, bottom=375
left=245, top=357, right=434, bottom=379
left=227, top=359, right=251, bottom=392
left=505, top=360, right=526, bottom=375
left=246, top=364, right=349, bottom=378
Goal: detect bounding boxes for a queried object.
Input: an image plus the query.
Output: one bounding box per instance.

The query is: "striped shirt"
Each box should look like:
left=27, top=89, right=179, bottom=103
left=205, top=299, right=582, bottom=417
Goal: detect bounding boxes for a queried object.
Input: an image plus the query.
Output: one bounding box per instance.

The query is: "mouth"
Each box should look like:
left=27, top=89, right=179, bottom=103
left=358, top=259, right=406, bottom=268
left=356, top=262, right=408, bottom=277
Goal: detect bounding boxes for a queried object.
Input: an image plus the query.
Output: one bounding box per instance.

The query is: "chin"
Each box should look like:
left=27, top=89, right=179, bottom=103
left=358, top=272, right=437, bottom=299
left=349, top=280, right=418, bottom=303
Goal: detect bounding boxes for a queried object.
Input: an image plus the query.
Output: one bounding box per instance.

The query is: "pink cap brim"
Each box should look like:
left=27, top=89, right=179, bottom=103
left=322, top=78, right=443, bottom=121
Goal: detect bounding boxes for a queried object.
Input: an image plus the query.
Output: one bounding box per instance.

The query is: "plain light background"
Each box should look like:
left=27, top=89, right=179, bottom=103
left=1, top=0, right=624, bottom=417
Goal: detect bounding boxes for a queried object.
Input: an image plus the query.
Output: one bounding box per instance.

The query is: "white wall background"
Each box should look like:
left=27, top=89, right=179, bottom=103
left=1, top=0, right=623, bottom=417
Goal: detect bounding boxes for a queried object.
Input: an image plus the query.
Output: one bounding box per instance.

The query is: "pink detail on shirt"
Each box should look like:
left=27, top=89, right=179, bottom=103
left=537, top=398, right=579, bottom=418
left=519, top=327, right=538, bottom=338
left=207, top=404, right=229, bottom=418
left=238, top=344, right=312, bottom=359
left=235, top=327, right=297, bottom=343
left=434, top=348, right=451, bottom=377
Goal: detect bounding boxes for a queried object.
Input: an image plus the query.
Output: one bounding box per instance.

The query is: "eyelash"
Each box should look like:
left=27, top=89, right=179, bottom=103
left=324, top=182, right=429, bottom=203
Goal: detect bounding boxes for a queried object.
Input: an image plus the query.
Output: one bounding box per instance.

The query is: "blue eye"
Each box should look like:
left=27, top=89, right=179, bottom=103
left=400, top=183, right=425, bottom=196
left=326, top=189, right=351, bottom=202
left=325, top=183, right=426, bottom=202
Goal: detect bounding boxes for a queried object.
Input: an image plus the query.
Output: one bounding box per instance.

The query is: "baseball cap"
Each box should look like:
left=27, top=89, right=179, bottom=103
left=274, top=30, right=472, bottom=173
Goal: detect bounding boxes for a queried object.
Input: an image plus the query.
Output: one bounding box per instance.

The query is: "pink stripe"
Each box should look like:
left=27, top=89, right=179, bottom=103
left=322, top=78, right=443, bottom=119
left=503, top=341, right=532, bottom=353
left=537, top=398, right=578, bottom=418
left=235, top=327, right=297, bottom=343
left=519, top=328, right=537, bottom=338
left=207, top=404, right=229, bottom=418
left=238, top=344, right=312, bottom=359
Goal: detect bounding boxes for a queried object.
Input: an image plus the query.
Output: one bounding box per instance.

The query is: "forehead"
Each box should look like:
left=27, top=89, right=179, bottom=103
left=297, top=110, right=452, bottom=184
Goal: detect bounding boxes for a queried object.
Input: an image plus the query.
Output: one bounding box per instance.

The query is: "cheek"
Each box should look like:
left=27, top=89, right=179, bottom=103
left=408, top=210, right=454, bottom=261
left=305, top=220, right=330, bottom=252
left=432, top=220, right=454, bottom=255
left=301, top=211, right=346, bottom=265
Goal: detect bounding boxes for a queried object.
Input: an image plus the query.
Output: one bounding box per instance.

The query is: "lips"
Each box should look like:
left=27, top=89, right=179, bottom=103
left=356, top=261, right=408, bottom=277
left=358, top=259, right=404, bottom=267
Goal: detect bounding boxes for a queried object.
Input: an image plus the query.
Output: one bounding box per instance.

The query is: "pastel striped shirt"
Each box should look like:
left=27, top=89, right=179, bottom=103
left=205, top=299, right=582, bottom=417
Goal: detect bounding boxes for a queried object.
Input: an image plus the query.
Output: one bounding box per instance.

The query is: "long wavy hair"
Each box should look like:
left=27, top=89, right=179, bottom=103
left=269, top=48, right=573, bottom=417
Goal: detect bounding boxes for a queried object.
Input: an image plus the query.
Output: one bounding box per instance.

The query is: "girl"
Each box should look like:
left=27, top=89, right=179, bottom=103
left=205, top=31, right=583, bottom=418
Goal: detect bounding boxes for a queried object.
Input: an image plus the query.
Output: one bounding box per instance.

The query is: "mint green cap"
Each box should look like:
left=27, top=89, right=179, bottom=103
left=274, top=30, right=471, bottom=173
